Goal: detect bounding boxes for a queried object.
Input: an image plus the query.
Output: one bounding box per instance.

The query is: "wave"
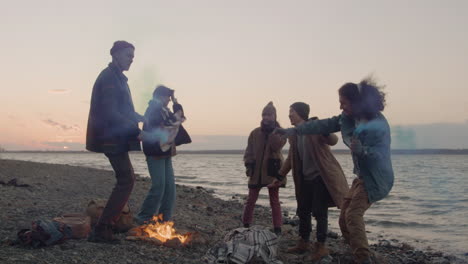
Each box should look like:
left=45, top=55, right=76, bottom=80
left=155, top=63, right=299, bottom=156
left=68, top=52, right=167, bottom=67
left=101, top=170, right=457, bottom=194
left=366, top=220, right=435, bottom=228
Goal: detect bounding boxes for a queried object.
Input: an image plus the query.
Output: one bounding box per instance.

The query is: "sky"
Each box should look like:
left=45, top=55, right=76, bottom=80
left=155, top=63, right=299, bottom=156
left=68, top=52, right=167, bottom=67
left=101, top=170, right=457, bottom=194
left=1, top=0, right=467, bottom=150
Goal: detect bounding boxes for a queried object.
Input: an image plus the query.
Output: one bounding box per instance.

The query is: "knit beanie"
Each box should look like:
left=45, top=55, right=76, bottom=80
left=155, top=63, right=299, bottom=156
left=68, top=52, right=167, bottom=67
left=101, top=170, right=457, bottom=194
left=110, top=40, right=135, bottom=56
left=290, top=102, right=309, bottom=121
left=262, top=101, right=277, bottom=118
left=153, top=85, right=174, bottom=97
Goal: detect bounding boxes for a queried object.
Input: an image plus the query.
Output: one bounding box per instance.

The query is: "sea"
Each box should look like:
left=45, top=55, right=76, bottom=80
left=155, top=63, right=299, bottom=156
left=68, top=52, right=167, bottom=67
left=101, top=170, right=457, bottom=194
left=1, top=152, right=467, bottom=260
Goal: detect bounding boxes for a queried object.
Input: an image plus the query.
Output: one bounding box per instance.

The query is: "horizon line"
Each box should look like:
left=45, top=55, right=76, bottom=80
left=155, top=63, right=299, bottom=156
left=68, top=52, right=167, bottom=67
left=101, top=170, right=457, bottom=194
left=3, top=149, right=468, bottom=155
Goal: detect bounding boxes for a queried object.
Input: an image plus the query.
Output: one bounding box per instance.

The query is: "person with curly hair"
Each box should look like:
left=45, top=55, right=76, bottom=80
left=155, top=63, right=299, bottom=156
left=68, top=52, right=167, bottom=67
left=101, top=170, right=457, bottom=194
left=274, top=77, right=394, bottom=264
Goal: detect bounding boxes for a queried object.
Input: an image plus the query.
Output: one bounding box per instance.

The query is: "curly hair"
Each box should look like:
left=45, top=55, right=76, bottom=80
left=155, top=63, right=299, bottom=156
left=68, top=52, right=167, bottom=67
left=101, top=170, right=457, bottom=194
left=338, top=77, right=387, bottom=119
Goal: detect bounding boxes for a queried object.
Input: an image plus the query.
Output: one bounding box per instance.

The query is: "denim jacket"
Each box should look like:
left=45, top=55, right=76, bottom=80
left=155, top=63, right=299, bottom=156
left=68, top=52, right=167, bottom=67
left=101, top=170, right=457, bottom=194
left=295, top=112, right=394, bottom=203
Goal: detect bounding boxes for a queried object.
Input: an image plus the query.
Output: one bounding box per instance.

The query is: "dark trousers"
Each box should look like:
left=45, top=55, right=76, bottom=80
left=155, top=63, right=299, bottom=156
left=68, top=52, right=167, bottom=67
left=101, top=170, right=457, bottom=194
left=297, top=176, right=330, bottom=242
left=96, top=152, right=135, bottom=226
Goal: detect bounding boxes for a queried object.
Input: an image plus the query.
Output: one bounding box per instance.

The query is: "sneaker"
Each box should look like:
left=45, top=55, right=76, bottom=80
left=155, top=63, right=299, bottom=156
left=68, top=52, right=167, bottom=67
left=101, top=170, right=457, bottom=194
left=273, top=227, right=282, bottom=236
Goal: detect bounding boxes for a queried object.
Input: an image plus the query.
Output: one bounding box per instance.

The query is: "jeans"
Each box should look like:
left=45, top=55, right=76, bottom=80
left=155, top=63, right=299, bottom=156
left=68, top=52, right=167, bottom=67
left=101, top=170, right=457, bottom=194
left=97, top=152, right=135, bottom=226
left=137, top=156, right=176, bottom=222
left=297, top=177, right=330, bottom=242
left=339, top=178, right=372, bottom=262
left=242, top=187, right=282, bottom=228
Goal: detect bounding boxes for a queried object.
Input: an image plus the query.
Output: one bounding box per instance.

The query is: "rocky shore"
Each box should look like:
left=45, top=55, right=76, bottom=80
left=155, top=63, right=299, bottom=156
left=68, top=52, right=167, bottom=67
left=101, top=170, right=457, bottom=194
left=0, top=159, right=464, bottom=263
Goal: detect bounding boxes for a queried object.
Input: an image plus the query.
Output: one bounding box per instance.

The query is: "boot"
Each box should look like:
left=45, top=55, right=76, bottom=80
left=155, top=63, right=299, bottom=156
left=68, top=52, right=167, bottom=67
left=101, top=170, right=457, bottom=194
left=286, top=238, right=310, bottom=254
left=88, top=224, right=120, bottom=244
left=306, top=242, right=330, bottom=261
left=273, top=227, right=282, bottom=236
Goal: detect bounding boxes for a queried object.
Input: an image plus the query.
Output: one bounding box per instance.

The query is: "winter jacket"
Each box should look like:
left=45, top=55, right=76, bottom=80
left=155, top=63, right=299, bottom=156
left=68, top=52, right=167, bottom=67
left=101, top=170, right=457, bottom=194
left=244, top=127, right=287, bottom=188
left=142, top=99, right=191, bottom=158
left=279, top=118, right=349, bottom=208
left=86, top=63, right=141, bottom=153
left=295, top=112, right=394, bottom=203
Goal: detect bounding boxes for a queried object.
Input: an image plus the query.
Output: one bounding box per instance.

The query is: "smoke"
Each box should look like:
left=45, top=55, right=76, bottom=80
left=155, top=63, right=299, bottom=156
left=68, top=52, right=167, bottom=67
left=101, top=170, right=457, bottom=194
left=391, top=126, right=417, bottom=149
left=131, top=65, right=162, bottom=114
left=141, top=129, right=169, bottom=144
left=391, top=122, right=468, bottom=149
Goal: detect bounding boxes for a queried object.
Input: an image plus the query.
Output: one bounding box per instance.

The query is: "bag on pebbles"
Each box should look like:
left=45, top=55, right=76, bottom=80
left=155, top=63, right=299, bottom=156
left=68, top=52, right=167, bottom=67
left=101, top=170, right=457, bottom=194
left=86, top=199, right=134, bottom=232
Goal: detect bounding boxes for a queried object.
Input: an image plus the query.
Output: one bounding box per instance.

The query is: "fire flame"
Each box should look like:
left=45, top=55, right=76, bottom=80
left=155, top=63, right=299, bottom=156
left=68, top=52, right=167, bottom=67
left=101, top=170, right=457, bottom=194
left=140, top=214, right=191, bottom=244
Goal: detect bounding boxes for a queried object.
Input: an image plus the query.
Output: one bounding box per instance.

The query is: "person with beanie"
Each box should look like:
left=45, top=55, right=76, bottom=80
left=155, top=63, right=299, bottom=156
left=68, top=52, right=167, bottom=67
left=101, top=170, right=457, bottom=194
left=135, top=85, right=191, bottom=224
left=86, top=40, right=144, bottom=243
left=270, top=102, right=349, bottom=261
left=242, top=102, right=286, bottom=235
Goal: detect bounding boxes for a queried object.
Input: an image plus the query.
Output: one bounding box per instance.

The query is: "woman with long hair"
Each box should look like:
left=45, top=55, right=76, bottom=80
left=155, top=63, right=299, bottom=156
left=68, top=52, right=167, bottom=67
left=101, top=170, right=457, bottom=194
left=275, top=77, right=394, bottom=264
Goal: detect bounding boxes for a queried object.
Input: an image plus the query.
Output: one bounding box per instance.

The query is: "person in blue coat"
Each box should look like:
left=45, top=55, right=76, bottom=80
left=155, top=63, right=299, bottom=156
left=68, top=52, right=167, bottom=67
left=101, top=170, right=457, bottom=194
left=275, top=78, right=394, bottom=264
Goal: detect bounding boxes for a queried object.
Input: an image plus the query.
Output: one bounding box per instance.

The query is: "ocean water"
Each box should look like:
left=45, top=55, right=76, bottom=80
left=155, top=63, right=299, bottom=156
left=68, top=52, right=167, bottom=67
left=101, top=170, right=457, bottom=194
left=2, top=152, right=467, bottom=259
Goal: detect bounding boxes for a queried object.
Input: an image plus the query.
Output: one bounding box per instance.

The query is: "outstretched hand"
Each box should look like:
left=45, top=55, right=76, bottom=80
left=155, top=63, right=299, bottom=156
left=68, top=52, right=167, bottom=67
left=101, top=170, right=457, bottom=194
left=273, top=127, right=297, bottom=139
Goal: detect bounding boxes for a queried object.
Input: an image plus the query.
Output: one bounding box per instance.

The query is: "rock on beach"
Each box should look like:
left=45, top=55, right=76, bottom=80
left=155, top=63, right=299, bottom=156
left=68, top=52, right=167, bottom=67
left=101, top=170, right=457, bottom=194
left=0, top=159, right=464, bottom=264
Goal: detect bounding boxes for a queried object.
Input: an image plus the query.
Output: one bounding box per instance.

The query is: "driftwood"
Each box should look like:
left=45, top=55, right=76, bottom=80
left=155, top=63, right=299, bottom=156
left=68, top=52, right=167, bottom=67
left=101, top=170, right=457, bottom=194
left=0, top=178, right=30, bottom=187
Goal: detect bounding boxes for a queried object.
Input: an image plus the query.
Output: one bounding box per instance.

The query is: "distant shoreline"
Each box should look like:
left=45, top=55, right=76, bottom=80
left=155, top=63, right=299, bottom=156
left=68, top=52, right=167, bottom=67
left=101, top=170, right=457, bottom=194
left=3, top=149, right=468, bottom=155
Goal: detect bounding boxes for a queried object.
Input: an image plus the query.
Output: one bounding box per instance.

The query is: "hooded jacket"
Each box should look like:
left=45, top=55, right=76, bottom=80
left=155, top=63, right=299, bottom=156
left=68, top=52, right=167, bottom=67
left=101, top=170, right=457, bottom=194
left=142, top=99, right=191, bottom=158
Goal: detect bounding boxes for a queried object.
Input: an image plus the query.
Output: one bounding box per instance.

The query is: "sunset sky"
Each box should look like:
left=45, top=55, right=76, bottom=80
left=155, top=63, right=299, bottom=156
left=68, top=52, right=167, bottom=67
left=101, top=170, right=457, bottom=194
left=1, top=0, right=467, bottom=150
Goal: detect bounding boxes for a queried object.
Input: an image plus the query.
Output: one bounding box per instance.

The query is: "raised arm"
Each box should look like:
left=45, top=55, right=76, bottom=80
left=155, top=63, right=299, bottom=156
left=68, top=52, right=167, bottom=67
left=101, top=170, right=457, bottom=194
left=269, top=132, right=287, bottom=152
left=296, top=115, right=342, bottom=135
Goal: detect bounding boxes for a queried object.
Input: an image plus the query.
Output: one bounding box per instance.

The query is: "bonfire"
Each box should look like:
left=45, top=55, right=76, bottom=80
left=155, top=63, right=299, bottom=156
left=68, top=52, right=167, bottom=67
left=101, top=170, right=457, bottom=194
left=126, top=214, right=193, bottom=247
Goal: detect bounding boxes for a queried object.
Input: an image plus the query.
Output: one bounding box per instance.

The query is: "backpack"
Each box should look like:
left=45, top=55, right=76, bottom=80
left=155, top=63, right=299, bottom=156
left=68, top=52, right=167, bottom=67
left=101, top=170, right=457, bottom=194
left=17, top=220, right=72, bottom=248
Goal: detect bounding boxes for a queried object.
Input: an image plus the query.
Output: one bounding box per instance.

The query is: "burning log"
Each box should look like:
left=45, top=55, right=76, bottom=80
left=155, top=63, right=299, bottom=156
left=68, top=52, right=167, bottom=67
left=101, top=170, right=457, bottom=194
left=125, top=214, right=194, bottom=248
left=126, top=236, right=163, bottom=246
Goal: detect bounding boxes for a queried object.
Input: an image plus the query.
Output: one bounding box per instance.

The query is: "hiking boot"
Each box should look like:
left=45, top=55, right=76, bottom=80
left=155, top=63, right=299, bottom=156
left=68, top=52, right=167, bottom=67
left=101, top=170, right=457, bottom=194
left=306, top=242, right=330, bottom=262
left=88, top=224, right=120, bottom=244
left=286, top=238, right=310, bottom=254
